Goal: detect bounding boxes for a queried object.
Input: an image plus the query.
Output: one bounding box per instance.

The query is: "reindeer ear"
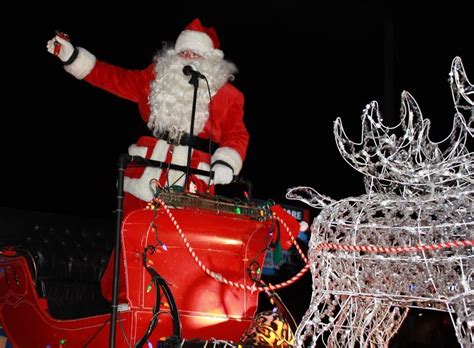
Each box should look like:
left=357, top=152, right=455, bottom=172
left=450, top=57, right=474, bottom=107
left=449, top=56, right=474, bottom=135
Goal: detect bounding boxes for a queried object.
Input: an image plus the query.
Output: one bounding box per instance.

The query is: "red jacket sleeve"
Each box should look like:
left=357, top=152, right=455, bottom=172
left=84, top=60, right=155, bottom=103
left=218, top=85, right=249, bottom=161
left=209, top=84, right=249, bottom=174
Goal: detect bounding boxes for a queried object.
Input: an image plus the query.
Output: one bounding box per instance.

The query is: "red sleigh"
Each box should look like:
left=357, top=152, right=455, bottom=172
left=0, top=173, right=301, bottom=347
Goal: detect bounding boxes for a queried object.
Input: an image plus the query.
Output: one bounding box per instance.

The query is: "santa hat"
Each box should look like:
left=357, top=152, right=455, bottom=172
left=175, top=18, right=224, bottom=58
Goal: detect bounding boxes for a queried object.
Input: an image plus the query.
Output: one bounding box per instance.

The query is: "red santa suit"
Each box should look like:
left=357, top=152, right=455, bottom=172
left=61, top=19, right=249, bottom=302
left=63, top=19, right=249, bottom=215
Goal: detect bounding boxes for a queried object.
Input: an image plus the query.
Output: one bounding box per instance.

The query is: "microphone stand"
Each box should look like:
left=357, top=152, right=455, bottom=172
left=184, top=72, right=200, bottom=190
left=109, top=154, right=129, bottom=348
left=108, top=155, right=214, bottom=348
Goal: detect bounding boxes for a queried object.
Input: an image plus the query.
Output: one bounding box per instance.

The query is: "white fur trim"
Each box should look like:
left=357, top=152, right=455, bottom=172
left=128, top=144, right=147, bottom=157
left=124, top=140, right=169, bottom=201
left=212, top=147, right=243, bottom=175
left=213, top=49, right=224, bottom=58
left=64, top=47, right=96, bottom=79
left=175, top=30, right=215, bottom=55
left=167, top=145, right=190, bottom=187
left=195, top=162, right=212, bottom=183
left=189, top=181, right=197, bottom=193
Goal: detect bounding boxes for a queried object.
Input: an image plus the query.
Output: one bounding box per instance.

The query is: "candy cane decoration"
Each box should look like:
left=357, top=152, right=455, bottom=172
left=154, top=197, right=310, bottom=292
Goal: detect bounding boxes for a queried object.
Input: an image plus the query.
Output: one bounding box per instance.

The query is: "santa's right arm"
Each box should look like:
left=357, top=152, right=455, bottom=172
left=47, top=35, right=154, bottom=103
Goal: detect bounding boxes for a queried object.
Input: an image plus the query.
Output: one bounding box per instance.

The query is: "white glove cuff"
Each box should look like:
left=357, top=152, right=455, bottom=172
left=64, top=47, right=96, bottom=80
left=211, top=160, right=234, bottom=173
left=63, top=47, right=79, bottom=66
left=211, top=147, right=243, bottom=175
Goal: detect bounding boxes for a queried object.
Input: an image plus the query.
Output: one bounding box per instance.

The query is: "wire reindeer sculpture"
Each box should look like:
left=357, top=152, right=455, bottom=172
left=288, top=57, right=473, bottom=347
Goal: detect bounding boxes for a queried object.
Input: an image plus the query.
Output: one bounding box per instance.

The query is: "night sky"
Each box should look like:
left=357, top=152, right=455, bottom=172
left=2, top=1, right=473, bottom=218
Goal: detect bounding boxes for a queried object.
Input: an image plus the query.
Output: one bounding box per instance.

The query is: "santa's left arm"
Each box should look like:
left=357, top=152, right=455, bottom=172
left=211, top=87, right=249, bottom=180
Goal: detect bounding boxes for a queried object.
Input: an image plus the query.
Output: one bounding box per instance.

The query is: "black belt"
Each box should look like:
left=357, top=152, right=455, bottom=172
left=159, top=131, right=219, bottom=154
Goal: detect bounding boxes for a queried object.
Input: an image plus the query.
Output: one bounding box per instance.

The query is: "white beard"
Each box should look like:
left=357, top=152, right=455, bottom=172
left=148, top=49, right=238, bottom=139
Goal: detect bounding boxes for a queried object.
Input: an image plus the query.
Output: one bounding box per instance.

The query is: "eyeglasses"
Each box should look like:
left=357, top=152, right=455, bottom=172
left=178, top=50, right=203, bottom=60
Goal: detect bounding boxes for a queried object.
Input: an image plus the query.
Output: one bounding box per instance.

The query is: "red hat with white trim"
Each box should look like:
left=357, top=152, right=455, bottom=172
left=175, top=18, right=224, bottom=58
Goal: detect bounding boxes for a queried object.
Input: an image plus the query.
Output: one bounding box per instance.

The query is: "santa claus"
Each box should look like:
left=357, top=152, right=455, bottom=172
left=47, top=18, right=249, bottom=215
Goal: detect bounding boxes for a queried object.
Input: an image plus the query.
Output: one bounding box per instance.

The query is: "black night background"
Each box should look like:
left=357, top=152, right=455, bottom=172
left=1, top=1, right=471, bottom=216
left=0, top=1, right=471, bottom=346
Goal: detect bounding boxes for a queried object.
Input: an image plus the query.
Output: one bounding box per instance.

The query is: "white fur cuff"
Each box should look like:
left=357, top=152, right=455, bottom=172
left=212, top=147, right=243, bottom=175
left=64, top=47, right=96, bottom=79
left=128, top=144, right=147, bottom=158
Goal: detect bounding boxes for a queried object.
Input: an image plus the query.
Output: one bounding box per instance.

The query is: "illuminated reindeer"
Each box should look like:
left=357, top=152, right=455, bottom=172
left=288, top=57, right=473, bottom=347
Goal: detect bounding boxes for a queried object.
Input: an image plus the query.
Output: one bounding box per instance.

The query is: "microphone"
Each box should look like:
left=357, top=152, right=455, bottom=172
left=183, top=65, right=205, bottom=79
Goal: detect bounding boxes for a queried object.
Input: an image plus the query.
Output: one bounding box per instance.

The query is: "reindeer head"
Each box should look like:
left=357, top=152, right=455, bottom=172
left=334, top=57, right=473, bottom=197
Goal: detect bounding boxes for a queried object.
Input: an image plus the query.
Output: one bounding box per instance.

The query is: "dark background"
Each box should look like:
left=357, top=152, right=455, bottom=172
left=0, top=1, right=470, bottom=345
left=1, top=1, right=472, bottom=217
